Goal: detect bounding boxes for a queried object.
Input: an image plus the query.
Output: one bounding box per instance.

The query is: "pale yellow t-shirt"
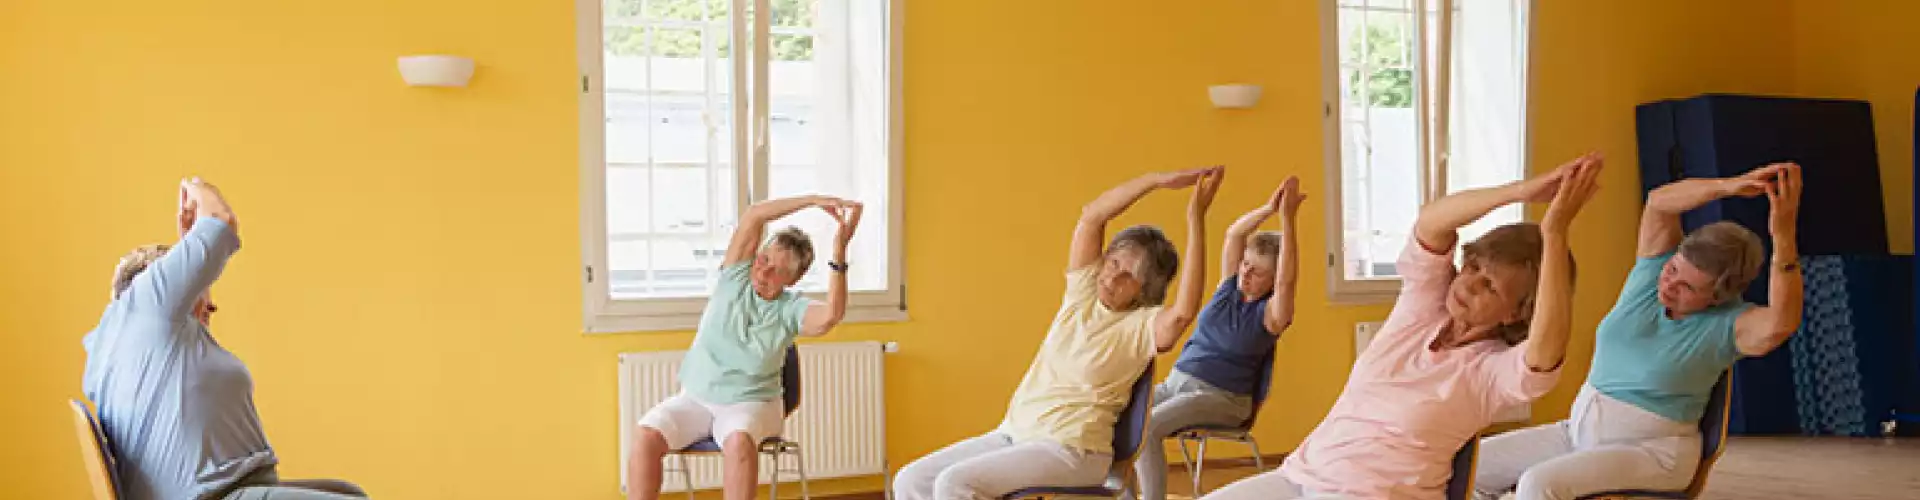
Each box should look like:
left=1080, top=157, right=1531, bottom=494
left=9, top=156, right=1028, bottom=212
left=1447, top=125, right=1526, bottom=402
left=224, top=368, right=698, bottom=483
left=998, top=265, right=1161, bottom=454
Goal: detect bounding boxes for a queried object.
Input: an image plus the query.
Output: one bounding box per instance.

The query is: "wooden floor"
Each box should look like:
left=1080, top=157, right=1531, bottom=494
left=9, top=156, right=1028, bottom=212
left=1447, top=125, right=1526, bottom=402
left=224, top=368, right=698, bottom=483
left=1165, top=437, right=1920, bottom=500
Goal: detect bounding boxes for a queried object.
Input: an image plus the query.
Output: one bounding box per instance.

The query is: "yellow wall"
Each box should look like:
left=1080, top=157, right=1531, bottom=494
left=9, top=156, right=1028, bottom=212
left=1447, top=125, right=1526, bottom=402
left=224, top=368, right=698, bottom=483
left=1790, top=0, right=1920, bottom=253
left=0, top=0, right=1905, bottom=499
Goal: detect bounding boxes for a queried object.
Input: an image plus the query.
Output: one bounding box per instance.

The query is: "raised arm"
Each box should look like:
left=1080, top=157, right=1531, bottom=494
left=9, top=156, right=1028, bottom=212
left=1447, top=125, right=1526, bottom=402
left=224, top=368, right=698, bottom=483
left=147, top=178, right=241, bottom=316
left=1220, top=183, right=1283, bottom=279
left=1522, top=156, right=1603, bottom=371
left=1414, top=154, right=1585, bottom=253
left=1153, top=168, right=1222, bottom=352
left=724, top=195, right=843, bottom=266
left=1071, top=167, right=1212, bottom=270
left=1638, top=164, right=1780, bottom=257
left=801, top=202, right=863, bottom=336
left=1264, top=178, right=1306, bottom=335
left=1735, top=164, right=1803, bottom=356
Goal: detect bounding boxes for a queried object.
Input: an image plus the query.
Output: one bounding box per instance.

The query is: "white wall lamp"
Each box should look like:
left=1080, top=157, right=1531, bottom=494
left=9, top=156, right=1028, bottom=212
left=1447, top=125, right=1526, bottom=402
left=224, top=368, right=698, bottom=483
left=1209, top=83, right=1262, bottom=109
left=397, top=55, right=476, bottom=87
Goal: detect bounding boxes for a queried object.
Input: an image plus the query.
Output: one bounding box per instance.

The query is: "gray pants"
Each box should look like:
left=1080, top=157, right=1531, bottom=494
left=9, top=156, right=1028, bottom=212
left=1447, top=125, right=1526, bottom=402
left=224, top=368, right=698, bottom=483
left=1201, top=470, right=1350, bottom=500
left=222, top=467, right=368, bottom=500
left=1120, top=369, right=1253, bottom=500
left=1474, top=386, right=1701, bottom=500
left=894, top=432, right=1113, bottom=500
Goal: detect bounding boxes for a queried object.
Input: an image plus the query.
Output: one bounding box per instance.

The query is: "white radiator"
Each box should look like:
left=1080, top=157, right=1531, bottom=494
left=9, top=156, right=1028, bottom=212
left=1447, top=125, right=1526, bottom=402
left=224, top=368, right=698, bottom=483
left=619, top=340, right=888, bottom=492
left=1354, top=321, right=1530, bottom=423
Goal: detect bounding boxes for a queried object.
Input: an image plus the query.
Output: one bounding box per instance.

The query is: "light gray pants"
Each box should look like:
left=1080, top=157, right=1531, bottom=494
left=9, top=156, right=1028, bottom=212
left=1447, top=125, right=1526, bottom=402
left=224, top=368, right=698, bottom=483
left=222, top=467, right=368, bottom=500
left=894, top=432, right=1113, bottom=500
left=1473, top=386, right=1701, bottom=500
left=1200, top=470, right=1351, bottom=500
left=1119, top=369, right=1253, bottom=500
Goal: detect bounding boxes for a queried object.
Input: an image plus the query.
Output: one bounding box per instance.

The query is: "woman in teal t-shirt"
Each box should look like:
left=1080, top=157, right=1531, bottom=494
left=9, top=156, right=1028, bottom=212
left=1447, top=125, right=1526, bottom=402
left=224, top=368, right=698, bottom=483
left=1474, top=163, right=1808, bottom=500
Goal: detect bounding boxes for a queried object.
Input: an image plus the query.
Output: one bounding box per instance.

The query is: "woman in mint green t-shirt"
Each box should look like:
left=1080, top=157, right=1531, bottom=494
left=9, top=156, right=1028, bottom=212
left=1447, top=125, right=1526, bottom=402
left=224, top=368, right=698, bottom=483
left=1475, top=163, right=1807, bottom=500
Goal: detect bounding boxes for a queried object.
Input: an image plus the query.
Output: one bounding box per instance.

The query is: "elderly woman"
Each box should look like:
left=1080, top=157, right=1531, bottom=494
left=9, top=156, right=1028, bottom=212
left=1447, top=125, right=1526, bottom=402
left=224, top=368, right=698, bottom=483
left=82, top=178, right=367, bottom=500
left=1474, top=163, right=1805, bottom=500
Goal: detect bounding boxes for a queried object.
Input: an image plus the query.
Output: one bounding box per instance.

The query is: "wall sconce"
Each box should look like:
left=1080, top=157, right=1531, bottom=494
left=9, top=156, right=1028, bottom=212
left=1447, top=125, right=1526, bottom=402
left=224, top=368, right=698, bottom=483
left=1209, top=84, right=1262, bottom=109
left=397, top=55, right=475, bottom=87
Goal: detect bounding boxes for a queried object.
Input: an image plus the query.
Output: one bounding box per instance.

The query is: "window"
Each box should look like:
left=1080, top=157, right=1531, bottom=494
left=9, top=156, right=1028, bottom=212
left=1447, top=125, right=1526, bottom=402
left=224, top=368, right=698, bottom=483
left=579, top=0, right=905, bottom=332
left=1321, top=0, right=1530, bottom=303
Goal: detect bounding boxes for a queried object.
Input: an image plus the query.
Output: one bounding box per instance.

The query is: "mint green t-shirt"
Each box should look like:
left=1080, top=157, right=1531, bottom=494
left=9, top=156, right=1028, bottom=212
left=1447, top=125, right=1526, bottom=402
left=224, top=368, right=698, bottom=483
left=680, top=262, right=813, bottom=404
left=1586, top=251, right=1751, bottom=422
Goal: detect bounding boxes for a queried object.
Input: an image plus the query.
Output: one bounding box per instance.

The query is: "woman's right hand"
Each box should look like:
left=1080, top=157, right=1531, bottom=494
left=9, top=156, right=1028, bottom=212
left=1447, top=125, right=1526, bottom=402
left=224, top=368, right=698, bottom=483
left=179, top=177, right=235, bottom=231
left=1542, top=155, right=1604, bottom=235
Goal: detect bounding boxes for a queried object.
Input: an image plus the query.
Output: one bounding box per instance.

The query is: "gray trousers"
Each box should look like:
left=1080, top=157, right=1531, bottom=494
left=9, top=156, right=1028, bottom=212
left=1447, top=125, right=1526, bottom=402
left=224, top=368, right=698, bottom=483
left=894, top=432, right=1113, bottom=500
left=1473, top=386, right=1701, bottom=500
left=222, top=467, right=368, bottom=500
left=1201, top=471, right=1350, bottom=500
left=1119, top=369, right=1253, bottom=500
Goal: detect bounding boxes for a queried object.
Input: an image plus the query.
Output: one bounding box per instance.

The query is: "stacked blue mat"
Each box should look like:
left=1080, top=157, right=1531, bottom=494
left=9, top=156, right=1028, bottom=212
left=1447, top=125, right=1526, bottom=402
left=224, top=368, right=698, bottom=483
left=1778, top=255, right=1916, bottom=436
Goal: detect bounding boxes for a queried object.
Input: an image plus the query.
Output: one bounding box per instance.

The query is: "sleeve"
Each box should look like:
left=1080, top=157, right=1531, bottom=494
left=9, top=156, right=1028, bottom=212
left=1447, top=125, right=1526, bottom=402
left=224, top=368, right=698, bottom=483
left=1063, top=264, right=1099, bottom=306
left=714, top=261, right=752, bottom=293
left=1483, top=345, right=1562, bottom=405
left=1620, top=251, right=1675, bottom=300
left=1397, top=236, right=1457, bottom=303
left=1703, top=304, right=1753, bottom=361
left=785, top=298, right=815, bottom=334
left=128, top=216, right=240, bottom=319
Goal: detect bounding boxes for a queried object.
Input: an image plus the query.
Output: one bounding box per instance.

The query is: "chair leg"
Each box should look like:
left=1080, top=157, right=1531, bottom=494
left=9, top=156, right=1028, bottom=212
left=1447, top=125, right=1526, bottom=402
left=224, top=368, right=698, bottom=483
left=770, top=450, right=781, bottom=500
left=677, top=453, right=697, bottom=500
left=1247, top=437, right=1265, bottom=471
left=1178, top=437, right=1199, bottom=497
left=795, top=444, right=811, bottom=500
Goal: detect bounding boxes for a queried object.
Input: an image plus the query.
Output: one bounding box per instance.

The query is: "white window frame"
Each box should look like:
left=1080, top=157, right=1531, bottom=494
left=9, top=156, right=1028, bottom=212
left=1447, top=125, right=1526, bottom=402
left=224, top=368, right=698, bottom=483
left=577, top=0, right=908, bottom=333
left=1319, top=0, right=1532, bottom=304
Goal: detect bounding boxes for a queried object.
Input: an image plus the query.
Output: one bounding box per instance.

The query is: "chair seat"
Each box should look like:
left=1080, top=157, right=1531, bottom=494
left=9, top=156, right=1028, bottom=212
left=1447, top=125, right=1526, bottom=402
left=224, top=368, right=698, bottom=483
left=1001, top=485, right=1121, bottom=499
left=1172, top=424, right=1252, bottom=436
left=1575, top=490, right=1691, bottom=500
left=675, top=436, right=793, bottom=453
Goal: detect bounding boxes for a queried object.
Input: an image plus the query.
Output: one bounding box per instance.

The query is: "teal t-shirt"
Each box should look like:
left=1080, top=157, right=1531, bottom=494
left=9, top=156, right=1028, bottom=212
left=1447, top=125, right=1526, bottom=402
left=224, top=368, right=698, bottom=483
left=680, top=262, right=813, bottom=404
left=1586, top=251, right=1751, bottom=422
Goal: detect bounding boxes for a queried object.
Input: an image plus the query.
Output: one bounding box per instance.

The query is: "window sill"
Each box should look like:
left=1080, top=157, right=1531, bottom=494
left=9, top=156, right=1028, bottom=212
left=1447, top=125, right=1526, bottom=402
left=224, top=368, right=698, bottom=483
left=585, top=305, right=909, bottom=335
left=1327, top=288, right=1401, bottom=306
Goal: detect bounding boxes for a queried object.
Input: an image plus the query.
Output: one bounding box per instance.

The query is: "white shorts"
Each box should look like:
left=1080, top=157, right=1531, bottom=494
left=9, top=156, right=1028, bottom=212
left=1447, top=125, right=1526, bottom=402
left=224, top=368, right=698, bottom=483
left=637, top=392, right=786, bottom=450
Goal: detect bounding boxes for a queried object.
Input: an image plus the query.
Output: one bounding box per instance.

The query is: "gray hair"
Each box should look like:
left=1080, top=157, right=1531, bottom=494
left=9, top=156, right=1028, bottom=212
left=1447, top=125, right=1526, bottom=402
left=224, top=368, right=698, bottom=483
left=112, top=244, right=170, bottom=299
left=1678, top=221, right=1765, bottom=303
left=1108, top=225, right=1179, bottom=307
left=765, top=226, right=816, bottom=277
left=1247, top=231, right=1283, bottom=259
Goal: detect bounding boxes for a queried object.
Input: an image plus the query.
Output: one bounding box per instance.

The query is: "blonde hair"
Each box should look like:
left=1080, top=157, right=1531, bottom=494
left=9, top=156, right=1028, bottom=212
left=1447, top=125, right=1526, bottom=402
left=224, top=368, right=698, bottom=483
left=111, top=244, right=170, bottom=299
left=1247, top=231, right=1283, bottom=259
left=1461, top=223, right=1578, bottom=346
left=1678, top=221, right=1765, bottom=303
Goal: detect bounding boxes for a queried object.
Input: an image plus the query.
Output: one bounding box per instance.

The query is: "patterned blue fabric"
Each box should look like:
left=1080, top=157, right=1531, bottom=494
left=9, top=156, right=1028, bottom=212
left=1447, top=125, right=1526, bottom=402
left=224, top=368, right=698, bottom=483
left=1790, top=256, right=1869, bottom=435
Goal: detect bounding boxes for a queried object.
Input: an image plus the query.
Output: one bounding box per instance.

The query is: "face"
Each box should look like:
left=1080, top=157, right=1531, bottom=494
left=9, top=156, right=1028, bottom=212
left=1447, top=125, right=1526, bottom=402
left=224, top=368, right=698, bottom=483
left=1236, top=248, right=1277, bottom=299
left=1658, top=253, right=1720, bottom=314
left=1096, top=248, right=1146, bottom=311
left=191, top=292, right=218, bottom=326
left=750, top=246, right=803, bottom=300
left=1444, top=257, right=1534, bottom=335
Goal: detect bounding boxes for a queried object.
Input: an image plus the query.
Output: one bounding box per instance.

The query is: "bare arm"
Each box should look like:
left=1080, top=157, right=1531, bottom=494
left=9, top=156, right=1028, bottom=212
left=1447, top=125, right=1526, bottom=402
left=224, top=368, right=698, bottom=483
left=1071, top=168, right=1211, bottom=270
left=801, top=203, right=863, bottom=337
left=1263, top=177, right=1306, bottom=335
left=1735, top=164, right=1804, bottom=356
left=1220, top=206, right=1272, bottom=279
left=1639, top=165, right=1780, bottom=257
left=1522, top=156, right=1603, bottom=371
left=723, top=195, right=841, bottom=266
left=1153, top=169, right=1222, bottom=352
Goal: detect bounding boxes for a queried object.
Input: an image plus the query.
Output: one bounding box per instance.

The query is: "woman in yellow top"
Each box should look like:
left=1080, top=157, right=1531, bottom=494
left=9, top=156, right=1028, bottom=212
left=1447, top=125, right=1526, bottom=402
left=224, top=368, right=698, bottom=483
left=892, top=166, right=1224, bottom=500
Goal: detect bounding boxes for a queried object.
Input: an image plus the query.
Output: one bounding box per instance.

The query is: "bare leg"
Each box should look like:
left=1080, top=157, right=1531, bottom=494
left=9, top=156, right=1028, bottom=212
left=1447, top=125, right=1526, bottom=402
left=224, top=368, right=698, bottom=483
left=723, top=432, right=761, bottom=500
left=629, top=426, right=671, bottom=500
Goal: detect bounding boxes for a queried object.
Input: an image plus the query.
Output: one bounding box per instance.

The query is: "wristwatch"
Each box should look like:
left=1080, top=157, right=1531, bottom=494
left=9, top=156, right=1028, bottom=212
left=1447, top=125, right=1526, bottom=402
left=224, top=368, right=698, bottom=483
left=1777, top=261, right=1800, bottom=273
left=828, top=261, right=850, bottom=272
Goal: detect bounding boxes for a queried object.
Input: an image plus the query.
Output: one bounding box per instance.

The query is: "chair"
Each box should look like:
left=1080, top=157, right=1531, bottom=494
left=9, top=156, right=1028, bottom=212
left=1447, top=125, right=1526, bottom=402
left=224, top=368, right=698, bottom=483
left=69, top=399, right=120, bottom=500
left=1001, top=360, right=1158, bottom=500
left=1449, top=436, right=1479, bottom=500
left=1575, top=369, right=1734, bottom=500
left=666, top=346, right=810, bottom=500
left=1172, top=350, right=1277, bottom=496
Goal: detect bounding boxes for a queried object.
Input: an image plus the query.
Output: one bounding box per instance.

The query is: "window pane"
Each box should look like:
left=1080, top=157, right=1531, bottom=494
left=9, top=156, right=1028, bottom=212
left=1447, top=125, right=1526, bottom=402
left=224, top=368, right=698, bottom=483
left=765, top=0, right=889, bottom=294
left=773, top=0, right=817, bottom=27
left=1339, top=4, right=1421, bottom=281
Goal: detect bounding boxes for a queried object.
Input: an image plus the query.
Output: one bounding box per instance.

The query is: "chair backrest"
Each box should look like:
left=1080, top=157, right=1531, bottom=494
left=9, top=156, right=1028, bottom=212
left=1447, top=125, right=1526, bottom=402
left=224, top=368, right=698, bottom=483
left=68, top=399, right=119, bottom=500
left=1243, top=349, right=1278, bottom=428
left=1446, top=436, right=1479, bottom=500
left=1685, top=369, right=1733, bottom=498
left=780, top=345, right=802, bottom=416
left=1111, top=360, right=1157, bottom=464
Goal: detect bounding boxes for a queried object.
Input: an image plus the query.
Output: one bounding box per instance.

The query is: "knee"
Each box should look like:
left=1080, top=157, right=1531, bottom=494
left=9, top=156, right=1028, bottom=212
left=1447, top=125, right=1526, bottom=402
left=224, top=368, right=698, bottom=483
left=892, top=464, right=933, bottom=500
left=931, top=469, right=984, bottom=500
left=632, top=426, right=670, bottom=459
left=1514, top=469, right=1570, bottom=500
left=721, top=432, right=759, bottom=461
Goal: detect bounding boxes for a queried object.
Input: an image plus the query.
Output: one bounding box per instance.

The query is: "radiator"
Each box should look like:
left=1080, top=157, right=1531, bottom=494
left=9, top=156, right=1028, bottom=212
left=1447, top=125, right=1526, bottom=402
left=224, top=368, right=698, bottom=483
left=1354, top=321, right=1530, bottom=423
left=618, top=340, right=888, bottom=493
